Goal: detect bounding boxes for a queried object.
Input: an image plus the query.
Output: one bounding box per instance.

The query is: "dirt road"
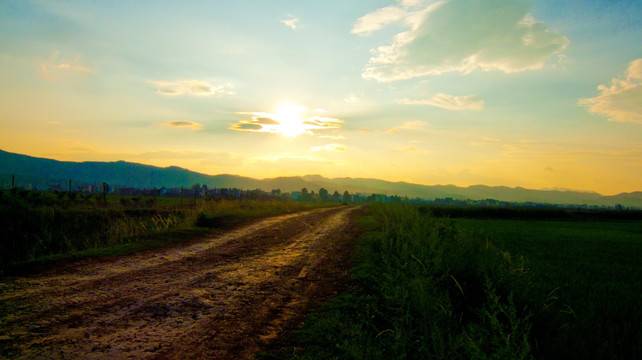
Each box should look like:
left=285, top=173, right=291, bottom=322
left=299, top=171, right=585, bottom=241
left=0, top=206, right=362, bottom=359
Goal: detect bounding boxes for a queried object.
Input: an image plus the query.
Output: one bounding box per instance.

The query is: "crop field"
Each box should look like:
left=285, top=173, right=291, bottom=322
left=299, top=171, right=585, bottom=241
left=276, top=204, right=642, bottom=360
left=453, top=216, right=642, bottom=359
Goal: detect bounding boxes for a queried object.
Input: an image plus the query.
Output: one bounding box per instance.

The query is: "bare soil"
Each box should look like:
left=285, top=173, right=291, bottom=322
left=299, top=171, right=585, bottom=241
left=0, top=206, right=363, bottom=359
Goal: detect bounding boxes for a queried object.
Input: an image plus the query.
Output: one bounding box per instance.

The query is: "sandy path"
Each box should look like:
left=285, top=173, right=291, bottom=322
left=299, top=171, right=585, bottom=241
left=0, top=206, right=362, bottom=359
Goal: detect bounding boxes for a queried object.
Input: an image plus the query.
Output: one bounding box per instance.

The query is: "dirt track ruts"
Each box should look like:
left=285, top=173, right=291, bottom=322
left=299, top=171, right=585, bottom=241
left=0, top=205, right=362, bottom=359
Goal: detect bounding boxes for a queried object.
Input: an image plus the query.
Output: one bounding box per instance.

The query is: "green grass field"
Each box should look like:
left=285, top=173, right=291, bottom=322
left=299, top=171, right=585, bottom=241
left=273, top=204, right=642, bottom=360
left=453, top=217, right=642, bottom=359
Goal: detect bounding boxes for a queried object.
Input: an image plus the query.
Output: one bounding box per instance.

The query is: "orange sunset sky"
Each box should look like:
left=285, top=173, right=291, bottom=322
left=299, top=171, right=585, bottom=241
left=1, top=0, right=641, bottom=195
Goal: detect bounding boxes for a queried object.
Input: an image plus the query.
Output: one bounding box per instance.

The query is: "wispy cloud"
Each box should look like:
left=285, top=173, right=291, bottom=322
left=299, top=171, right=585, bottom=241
left=280, top=16, right=300, bottom=30
left=383, top=120, right=429, bottom=134
left=398, top=120, right=429, bottom=130
left=150, top=79, right=235, bottom=97
left=230, top=104, right=344, bottom=137
left=352, top=6, right=410, bottom=36
left=397, top=0, right=425, bottom=8
left=397, top=93, right=484, bottom=111
left=356, top=0, right=569, bottom=82
left=310, top=143, right=346, bottom=152
left=161, top=120, right=203, bottom=130
left=41, top=51, right=92, bottom=78
left=319, top=135, right=347, bottom=140
left=578, top=58, right=642, bottom=124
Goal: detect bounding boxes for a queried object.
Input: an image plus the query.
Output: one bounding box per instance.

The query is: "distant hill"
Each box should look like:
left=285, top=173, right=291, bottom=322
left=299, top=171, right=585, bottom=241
left=1, top=149, right=641, bottom=207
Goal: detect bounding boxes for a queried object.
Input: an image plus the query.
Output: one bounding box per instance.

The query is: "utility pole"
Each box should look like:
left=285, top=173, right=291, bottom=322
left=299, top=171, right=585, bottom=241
left=194, top=185, right=198, bottom=204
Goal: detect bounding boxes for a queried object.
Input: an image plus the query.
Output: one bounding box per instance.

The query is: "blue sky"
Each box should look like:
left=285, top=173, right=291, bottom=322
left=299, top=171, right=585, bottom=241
left=1, top=0, right=640, bottom=194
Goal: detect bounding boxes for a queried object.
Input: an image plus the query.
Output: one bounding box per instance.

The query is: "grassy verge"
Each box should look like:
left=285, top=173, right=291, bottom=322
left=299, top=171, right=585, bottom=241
left=0, top=190, right=333, bottom=271
left=3, top=228, right=214, bottom=275
left=273, top=203, right=534, bottom=360
left=276, top=204, right=642, bottom=360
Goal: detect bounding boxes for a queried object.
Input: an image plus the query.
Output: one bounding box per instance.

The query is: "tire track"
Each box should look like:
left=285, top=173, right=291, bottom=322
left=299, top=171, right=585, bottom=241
left=0, top=206, right=361, bottom=359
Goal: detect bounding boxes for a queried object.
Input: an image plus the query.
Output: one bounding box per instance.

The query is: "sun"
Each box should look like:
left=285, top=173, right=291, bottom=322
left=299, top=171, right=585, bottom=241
left=274, top=103, right=308, bottom=137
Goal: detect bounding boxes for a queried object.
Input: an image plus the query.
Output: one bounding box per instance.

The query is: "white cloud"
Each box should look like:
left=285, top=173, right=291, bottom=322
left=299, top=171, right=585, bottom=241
left=151, top=80, right=235, bottom=97
left=41, top=51, right=92, bottom=78
left=356, top=0, right=569, bottom=82
left=280, top=16, right=300, bottom=30
left=397, top=93, right=484, bottom=111
left=310, top=144, right=346, bottom=152
left=160, top=120, right=203, bottom=130
left=397, top=0, right=425, bottom=8
left=578, top=58, right=642, bottom=124
left=352, top=6, right=409, bottom=36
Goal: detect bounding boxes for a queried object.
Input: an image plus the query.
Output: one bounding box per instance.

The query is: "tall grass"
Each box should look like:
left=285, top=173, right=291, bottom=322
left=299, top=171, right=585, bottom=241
left=277, top=205, right=642, bottom=360
left=454, top=218, right=642, bottom=359
left=283, top=203, right=535, bottom=360
left=0, top=190, right=330, bottom=269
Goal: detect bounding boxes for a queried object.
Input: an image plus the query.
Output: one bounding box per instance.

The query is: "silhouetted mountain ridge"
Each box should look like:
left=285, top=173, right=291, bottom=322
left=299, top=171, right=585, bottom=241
left=1, top=149, right=640, bottom=207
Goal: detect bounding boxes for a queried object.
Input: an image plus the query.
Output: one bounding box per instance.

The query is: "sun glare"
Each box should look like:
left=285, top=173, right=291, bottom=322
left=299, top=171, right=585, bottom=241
left=231, top=103, right=343, bottom=137
left=275, top=103, right=307, bottom=137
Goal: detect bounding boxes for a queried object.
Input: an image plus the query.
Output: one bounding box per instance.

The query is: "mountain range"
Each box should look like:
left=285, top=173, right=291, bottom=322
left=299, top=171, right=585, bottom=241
left=1, top=149, right=641, bottom=207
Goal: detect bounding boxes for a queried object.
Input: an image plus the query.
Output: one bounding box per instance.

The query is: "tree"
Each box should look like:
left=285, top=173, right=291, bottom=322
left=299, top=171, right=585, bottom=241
left=342, top=190, right=352, bottom=203
left=301, top=187, right=309, bottom=201
left=319, top=188, right=329, bottom=202
left=331, top=190, right=341, bottom=202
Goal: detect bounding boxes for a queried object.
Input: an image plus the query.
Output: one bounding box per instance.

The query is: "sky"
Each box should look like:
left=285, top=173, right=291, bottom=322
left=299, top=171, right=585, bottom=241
left=0, top=0, right=640, bottom=195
